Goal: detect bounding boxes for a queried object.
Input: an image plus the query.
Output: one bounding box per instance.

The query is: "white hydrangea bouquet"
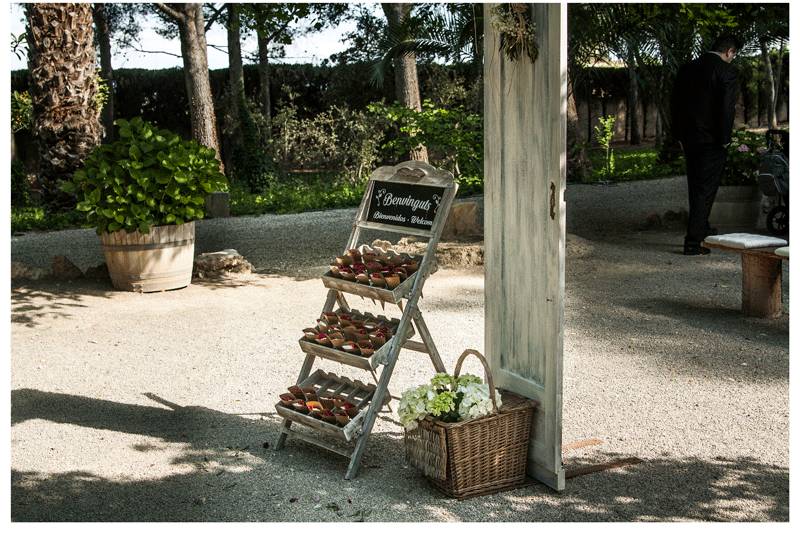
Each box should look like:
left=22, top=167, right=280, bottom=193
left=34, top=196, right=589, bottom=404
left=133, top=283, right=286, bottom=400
left=402, top=350, right=536, bottom=498
left=398, top=371, right=502, bottom=430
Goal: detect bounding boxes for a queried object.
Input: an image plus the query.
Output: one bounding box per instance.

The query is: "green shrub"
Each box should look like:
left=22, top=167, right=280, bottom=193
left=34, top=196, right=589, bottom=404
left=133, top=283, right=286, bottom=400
left=94, top=72, right=111, bottom=112
left=11, top=159, right=30, bottom=207
left=62, top=117, right=227, bottom=235
left=593, top=115, right=616, bottom=179
left=12, top=206, right=85, bottom=233
left=585, top=146, right=684, bottom=183
left=455, top=175, right=483, bottom=197
left=11, top=90, right=32, bottom=133
left=422, top=68, right=483, bottom=115
left=270, top=87, right=384, bottom=185
left=228, top=99, right=279, bottom=192
left=229, top=176, right=365, bottom=216
left=368, top=100, right=483, bottom=180
left=721, top=129, right=767, bottom=186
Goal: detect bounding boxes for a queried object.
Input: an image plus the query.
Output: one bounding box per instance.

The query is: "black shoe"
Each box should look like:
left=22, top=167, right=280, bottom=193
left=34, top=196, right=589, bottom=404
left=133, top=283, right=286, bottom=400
left=684, top=245, right=711, bottom=255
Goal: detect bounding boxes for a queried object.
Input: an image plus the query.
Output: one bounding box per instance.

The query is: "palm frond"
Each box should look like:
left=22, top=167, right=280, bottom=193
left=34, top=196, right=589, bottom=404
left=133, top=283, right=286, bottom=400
left=370, top=3, right=484, bottom=88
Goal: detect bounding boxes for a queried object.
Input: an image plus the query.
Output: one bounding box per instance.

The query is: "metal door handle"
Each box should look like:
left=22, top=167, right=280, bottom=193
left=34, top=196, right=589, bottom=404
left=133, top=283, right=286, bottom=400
left=549, top=182, right=556, bottom=220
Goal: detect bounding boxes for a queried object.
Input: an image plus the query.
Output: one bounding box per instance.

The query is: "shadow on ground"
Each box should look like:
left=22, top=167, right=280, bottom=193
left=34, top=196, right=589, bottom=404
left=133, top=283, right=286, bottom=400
left=11, top=281, right=115, bottom=328
left=565, top=232, right=789, bottom=383
left=10, top=271, right=316, bottom=328
left=11, top=389, right=788, bottom=522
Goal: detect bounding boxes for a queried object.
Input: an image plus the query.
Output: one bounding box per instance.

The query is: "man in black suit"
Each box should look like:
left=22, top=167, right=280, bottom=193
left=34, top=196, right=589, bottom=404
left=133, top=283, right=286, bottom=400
left=672, top=35, right=740, bottom=255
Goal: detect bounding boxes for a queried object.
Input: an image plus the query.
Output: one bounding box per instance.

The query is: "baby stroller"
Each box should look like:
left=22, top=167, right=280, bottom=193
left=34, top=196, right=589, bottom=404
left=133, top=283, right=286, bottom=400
left=758, top=129, right=789, bottom=236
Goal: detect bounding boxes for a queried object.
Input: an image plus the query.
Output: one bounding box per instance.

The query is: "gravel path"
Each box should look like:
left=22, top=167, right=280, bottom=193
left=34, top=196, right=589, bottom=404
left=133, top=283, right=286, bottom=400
left=11, top=177, right=789, bottom=521
left=11, top=176, right=699, bottom=275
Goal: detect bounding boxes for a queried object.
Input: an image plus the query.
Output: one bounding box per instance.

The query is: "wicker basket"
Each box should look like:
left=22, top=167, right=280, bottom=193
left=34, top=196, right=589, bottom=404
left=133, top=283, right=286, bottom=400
left=404, top=349, right=538, bottom=499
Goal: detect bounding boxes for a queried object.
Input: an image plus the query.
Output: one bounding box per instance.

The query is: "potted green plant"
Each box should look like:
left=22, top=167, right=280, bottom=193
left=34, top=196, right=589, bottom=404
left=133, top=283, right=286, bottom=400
left=62, top=117, right=227, bottom=292
left=710, top=129, right=765, bottom=228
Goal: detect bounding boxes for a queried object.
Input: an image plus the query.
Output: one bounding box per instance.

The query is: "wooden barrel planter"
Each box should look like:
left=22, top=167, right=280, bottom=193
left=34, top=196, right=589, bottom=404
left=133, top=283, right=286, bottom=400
left=99, top=222, right=195, bottom=292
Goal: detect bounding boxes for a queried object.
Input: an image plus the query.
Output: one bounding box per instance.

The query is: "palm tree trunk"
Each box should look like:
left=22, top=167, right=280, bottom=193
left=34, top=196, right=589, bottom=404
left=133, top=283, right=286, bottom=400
left=92, top=4, right=114, bottom=142
left=382, top=2, right=428, bottom=162
left=26, top=3, right=101, bottom=208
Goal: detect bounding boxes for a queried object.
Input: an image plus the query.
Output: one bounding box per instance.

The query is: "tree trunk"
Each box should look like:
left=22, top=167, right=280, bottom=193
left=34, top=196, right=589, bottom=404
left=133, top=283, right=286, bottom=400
left=26, top=3, right=101, bottom=208
left=757, top=79, right=763, bottom=127
left=92, top=4, right=114, bottom=142
left=774, top=40, right=785, bottom=124
left=181, top=5, right=221, bottom=167
left=760, top=39, right=777, bottom=130
left=743, top=87, right=750, bottom=126
left=257, top=31, right=271, bottom=137
left=156, top=3, right=223, bottom=170
left=382, top=2, right=428, bottom=162
left=224, top=2, right=243, bottom=174
left=567, top=77, right=582, bottom=141
left=627, top=48, right=640, bottom=145
left=655, top=45, right=680, bottom=162
left=586, top=83, right=593, bottom=144
left=567, top=76, right=589, bottom=182
left=227, top=4, right=245, bottom=130
left=654, top=111, right=662, bottom=147
left=642, top=97, right=648, bottom=140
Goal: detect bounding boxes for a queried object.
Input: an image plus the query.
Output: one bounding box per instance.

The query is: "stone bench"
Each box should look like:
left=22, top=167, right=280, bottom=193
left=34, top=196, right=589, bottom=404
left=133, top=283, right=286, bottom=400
left=702, top=241, right=788, bottom=319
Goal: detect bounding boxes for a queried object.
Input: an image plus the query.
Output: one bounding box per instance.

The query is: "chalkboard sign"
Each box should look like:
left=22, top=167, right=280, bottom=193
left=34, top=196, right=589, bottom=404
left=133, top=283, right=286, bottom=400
left=366, top=180, right=446, bottom=231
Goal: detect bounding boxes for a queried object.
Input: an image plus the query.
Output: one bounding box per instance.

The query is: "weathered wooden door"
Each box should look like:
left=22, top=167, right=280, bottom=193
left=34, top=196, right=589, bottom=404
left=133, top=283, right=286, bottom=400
left=484, top=3, right=567, bottom=491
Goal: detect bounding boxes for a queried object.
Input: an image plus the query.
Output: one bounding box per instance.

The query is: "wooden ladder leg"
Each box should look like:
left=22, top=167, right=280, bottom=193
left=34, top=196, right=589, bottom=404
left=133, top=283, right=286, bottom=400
left=323, top=289, right=339, bottom=313
left=412, top=310, right=446, bottom=373
left=369, top=368, right=393, bottom=413
left=345, top=369, right=393, bottom=480
left=275, top=420, right=292, bottom=450
left=335, top=291, right=351, bottom=312
left=345, top=309, right=414, bottom=479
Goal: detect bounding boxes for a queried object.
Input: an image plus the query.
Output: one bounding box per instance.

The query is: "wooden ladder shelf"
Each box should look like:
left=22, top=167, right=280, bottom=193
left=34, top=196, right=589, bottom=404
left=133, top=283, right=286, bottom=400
left=274, top=161, right=458, bottom=479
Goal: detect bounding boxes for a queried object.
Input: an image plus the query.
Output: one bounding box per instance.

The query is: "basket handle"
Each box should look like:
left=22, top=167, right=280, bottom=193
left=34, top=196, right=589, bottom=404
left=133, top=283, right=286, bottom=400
left=453, top=349, right=499, bottom=414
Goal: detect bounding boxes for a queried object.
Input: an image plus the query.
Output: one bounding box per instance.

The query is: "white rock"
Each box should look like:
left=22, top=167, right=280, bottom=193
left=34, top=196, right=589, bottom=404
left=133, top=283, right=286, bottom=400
left=194, top=249, right=253, bottom=277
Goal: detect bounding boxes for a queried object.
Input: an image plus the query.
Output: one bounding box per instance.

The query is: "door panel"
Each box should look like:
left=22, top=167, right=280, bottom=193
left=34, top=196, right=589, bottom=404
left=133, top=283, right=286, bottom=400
left=484, top=2, right=567, bottom=491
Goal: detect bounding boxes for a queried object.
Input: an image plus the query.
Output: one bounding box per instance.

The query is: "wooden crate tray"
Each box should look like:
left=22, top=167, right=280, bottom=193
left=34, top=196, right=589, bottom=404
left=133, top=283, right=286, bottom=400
left=321, top=270, right=417, bottom=304
left=321, top=254, right=433, bottom=304
left=275, top=370, right=378, bottom=442
left=298, top=310, right=415, bottom=370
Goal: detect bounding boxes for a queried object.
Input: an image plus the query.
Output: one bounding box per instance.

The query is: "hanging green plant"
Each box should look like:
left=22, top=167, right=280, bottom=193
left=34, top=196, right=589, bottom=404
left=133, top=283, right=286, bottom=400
left=491, top=3, right=539, bottom=63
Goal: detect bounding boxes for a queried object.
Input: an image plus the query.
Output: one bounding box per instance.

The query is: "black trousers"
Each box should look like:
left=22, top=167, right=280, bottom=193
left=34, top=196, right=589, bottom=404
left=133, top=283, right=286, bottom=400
left=683, top=143, right=727, bottom=246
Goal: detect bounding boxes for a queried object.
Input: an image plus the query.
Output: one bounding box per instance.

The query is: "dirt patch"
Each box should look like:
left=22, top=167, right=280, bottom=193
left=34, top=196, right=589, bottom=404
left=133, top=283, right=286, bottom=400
left=388, top=238, right=484, bottom=268
left=388, top=233, right=593, bottom=268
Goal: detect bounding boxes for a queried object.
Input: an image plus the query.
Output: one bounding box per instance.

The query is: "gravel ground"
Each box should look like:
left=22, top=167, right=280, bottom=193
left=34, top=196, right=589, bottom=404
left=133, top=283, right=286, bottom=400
left=10, top=177, right=789, bottom=521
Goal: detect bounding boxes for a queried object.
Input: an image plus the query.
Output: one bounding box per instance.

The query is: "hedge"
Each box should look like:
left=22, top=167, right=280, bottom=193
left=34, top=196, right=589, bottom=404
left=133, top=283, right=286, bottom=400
left=12, top=62, right=479, bottom=138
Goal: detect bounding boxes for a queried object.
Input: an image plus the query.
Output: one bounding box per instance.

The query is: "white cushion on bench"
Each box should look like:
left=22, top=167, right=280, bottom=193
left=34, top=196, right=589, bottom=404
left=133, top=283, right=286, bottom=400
left=775, top=246, right=789, bottom=258
left=705, top=233, right=788, bottom=249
